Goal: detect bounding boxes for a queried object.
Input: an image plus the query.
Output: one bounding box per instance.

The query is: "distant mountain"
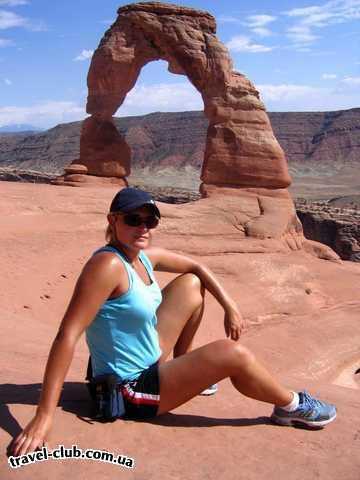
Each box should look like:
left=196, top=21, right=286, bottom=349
left=0, top=124, right=43, bottom=133
left=0, top=108, right=359, bottom=179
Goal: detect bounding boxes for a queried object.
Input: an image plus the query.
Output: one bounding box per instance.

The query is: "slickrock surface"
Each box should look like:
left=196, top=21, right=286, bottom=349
left=1, top=182, right=359, bottom=479
left=1, top=163, right=358, bottom=261
left=76, top=2, right=290, bottom=190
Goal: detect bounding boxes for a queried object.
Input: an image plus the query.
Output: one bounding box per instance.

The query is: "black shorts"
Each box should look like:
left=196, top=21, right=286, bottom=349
left=118, top=362, right=160, bottom=420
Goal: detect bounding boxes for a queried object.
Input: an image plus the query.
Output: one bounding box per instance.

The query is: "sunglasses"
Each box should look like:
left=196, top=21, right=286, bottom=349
left=118, top=213, right=160, bottom=229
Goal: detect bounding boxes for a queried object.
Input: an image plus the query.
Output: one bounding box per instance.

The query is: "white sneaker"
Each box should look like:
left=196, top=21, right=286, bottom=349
left=199, top=384, right=218, bottom=396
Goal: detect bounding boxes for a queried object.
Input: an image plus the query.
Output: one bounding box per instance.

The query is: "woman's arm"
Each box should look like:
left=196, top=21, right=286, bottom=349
left=145, top=247, right=245, bottom=340
left=9, top=253, right=127, bottom=456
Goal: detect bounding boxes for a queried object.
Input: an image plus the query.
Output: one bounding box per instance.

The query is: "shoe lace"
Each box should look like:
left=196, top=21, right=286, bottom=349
left=300, top=391, right=323, bottom=411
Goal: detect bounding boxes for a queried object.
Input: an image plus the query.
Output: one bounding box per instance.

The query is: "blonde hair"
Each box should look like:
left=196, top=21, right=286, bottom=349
left=105, top=224, right=113, bottom=243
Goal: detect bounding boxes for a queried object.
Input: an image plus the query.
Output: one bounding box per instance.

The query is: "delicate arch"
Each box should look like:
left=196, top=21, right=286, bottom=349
left=74, top=2, right=291, bottom=191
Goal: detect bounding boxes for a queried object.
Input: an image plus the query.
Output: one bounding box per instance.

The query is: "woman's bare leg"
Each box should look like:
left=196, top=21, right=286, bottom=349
left=157, top=339, right=292, bottom=415
left=156, top=273, right=205, bottom=362
left=155, top=273, right=292, bottom=415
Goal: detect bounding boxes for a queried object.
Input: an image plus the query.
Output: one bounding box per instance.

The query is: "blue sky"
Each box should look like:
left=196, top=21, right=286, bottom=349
left=0, top=0, right=359, bottom=128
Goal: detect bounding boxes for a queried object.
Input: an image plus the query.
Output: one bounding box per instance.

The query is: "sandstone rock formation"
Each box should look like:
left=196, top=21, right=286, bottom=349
left=63, top=1, right=290, bottom=190
left=53, top=2, right=341, bottom=261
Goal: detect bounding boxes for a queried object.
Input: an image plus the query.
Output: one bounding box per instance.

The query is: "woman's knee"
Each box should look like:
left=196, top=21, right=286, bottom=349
left=181, top=272, right=202, bottom=290
left=176, top=273, right=204, bottom=305
left=210, top=339, right=255, bottom=373
left=232, top=343, right=255, bottom=369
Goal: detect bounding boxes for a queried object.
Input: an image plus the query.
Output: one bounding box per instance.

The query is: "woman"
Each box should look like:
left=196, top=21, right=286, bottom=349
left=10, top=187, right=336, bottom=456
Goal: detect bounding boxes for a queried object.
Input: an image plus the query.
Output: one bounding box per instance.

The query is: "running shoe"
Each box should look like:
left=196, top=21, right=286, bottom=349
left=271, top=391, right=337, bottom=428
left=199, top=384, right=218, bottom=396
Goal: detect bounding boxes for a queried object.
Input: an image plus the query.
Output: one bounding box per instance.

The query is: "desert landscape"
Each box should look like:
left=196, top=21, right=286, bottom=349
left=1, top=108, right=360, bottom=201
left=1, top=107, right=360, bottom=261
left=1, top=1, right=360, bottom=480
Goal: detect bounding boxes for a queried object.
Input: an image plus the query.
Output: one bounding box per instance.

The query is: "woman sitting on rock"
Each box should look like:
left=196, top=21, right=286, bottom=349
left=10, top=187, right=336, bottom=456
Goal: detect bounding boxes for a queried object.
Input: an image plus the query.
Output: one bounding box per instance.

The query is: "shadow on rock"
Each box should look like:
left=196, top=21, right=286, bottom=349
left=2, top=382, right=272, bottom=457
left=147, top=412, right=271, bottom=428
left=1, top=381, right=92, bottom=455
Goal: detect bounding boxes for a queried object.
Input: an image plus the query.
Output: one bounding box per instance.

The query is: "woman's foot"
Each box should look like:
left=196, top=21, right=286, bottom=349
left=271, top=391, right=336, bottom=428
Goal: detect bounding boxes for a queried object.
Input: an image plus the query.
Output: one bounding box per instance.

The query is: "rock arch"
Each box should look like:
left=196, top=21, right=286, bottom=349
left=53, top=2, right=341, bottom=261
left=58, top=2, right=291, bottom=191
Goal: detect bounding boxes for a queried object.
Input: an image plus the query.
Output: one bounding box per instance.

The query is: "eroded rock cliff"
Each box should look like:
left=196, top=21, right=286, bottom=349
left=1, top=108, right=359, bottom=175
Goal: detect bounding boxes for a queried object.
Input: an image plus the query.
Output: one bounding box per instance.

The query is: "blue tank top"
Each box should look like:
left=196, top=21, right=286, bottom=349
left=85, top=245, right=163, bottom=382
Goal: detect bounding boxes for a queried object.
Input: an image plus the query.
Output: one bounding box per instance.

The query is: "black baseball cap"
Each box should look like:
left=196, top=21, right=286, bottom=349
left=109, top=187, right=161, bottom=218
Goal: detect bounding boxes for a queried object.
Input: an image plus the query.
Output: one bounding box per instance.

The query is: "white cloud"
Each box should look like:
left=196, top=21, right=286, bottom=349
left=4, top=77, right=11, bottom=84
left=294, top=46, right=312, bottom=52
left=287, top=6, right=334, bottom=26
left=0, top=9, right=26, bottom=28
left=73, top=49, right=94, bottom=61
left=0, top=36, right=12, bottom=46
left=0, top=0, right=28, bottom=5
left=342, top=76, right=360, bottom=85
left=286, top=0, right=360, bottom=24
left=0, top=9, right=47, bottom=32
left=337, top=76, right=360, bottom=92
left=118, top=83, right=203, bottom=117
left=258, top=84, right=323, bottom=102
left=286, top=25, right=319, bottom=44
left=226, top=35, right=273, bottom=53
left=252, top=27, right=272, bottom=37
left=0, top=101, right=86, bottom=128
left=218, top=15, right=242, bottom=24
left=245, top=14, right=276, bottom=36
left=246, top=14, right=277, bottom=27
left=219, top=14, right=276, bottom=35
left=322, top=73, right=337, bottom=79
left=257, top=82, right=359, bottom=111
left=0, top=10, right=43, bottom=32
left=285, top=0, right=360, bottom=47
left=286, top=6, right=321, bottom=17
left=1, top=79, right=358, bottom=128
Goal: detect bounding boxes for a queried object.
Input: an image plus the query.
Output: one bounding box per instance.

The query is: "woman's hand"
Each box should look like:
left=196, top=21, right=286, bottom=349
left=224, top=306, right=246, bottom=341
left=9, top=412, right=52, bottom=457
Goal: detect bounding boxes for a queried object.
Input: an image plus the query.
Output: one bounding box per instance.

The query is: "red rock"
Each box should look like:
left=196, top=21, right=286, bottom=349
left=82, top=2, right=290, bottom=190
left=53, top=3, right=331, bottom=258
left=64, top=164, right=88, bottom=175
left=79, top=116, right=130, bottom=177
left=0, top=181, right=359, bottom=479
left=53, top=174, right=127, bottom=188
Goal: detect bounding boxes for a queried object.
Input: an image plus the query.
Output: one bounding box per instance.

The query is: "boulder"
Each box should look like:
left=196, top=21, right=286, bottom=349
left=53, top=174, right=127, bottom=188
left=64, top=164, right=88, bottom=175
